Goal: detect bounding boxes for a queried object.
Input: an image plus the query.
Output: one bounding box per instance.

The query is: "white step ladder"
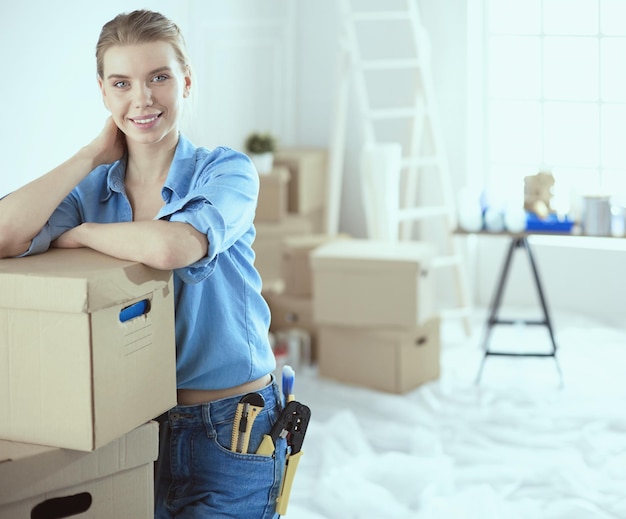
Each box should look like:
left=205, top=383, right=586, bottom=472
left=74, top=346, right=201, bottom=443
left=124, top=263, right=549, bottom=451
left=327, top=0, right=473, bottom=335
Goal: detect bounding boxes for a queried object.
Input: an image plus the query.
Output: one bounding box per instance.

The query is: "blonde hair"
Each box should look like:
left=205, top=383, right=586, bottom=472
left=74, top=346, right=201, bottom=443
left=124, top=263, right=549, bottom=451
left=96, top=10, right=190, bottom=78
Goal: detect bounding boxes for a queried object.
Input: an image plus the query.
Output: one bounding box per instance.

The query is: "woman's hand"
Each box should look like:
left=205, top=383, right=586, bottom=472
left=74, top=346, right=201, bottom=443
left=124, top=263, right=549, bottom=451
left=81, top=117, right=126, bottom=166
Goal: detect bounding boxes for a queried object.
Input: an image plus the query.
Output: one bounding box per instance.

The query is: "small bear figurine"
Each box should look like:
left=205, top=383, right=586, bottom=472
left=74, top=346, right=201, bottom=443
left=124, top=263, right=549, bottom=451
left=524, top=171, right=555, bottom=219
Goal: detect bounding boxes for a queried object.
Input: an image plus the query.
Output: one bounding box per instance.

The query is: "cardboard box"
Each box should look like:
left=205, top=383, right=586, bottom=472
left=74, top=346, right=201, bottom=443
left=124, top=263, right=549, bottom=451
left=0, top=248, right=176, bottom=451
left=274, top=148, right=328, bottom=214
left=256, top=166, right=290, bottom=222
left=253, top=211, right=324, bottom=285
left=282, top=234, right=350, bottom=297
left=264, top=284, right=316, bottom=334
left=0, top=421, right=158, bottom=518
left=264, top=283, right=313, bottom=331
left=263, top=283, right=317, bottom=366
left=311, top=239, right=436, bottom=328
left=317, top=318, right=440, bottom=393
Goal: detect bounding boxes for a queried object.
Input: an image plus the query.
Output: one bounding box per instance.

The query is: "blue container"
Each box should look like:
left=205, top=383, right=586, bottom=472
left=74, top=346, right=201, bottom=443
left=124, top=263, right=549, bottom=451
left=525, top=213, right=574, bottom=233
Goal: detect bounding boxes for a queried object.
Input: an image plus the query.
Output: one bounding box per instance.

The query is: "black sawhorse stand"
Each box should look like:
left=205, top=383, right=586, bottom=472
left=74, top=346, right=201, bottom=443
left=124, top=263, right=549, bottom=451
left=475, top=235, right=563, bottom=385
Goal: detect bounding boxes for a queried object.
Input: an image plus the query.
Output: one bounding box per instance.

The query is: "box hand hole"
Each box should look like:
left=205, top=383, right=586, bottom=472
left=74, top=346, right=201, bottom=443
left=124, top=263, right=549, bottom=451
left=415, top=336, right=427, bottom=347
left=31, top=492, right=92, bottom=518
left=119, top=299, right=151, bottom=322
left=285, top=312, right=299, bottom=323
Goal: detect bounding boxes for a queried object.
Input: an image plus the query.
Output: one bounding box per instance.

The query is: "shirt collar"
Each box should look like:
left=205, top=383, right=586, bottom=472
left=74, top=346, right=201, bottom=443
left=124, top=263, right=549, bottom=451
left=162, top=134, right=198, bottom=202
left=99, top=134, right=198, bottom=203
left=100, top=156, right=127, bottom=202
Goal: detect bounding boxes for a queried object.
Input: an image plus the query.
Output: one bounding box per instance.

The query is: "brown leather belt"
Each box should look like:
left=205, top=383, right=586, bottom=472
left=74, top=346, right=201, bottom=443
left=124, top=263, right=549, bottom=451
left=176, top=374, right=272, bottom=406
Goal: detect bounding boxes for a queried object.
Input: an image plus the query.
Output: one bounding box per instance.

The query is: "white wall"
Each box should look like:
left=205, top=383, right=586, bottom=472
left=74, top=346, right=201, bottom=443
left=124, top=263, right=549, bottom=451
left=183, top=0, right=296, bottom=150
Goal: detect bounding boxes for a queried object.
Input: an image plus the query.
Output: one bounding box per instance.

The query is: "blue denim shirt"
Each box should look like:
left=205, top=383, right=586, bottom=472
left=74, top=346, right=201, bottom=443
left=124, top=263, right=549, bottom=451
left=24, top=134, right=275, bottom=390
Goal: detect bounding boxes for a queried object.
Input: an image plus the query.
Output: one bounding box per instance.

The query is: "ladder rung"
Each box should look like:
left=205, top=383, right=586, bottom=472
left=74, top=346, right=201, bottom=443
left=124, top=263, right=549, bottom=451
left=359, top=58, right=422, bottom=71
left=439, top=307, right=473, bottom=320
left=401, top=156, right=440, bottom=168
left=430, top=255, right=462, bottom=269
left=365, top=107, right=418, bottom=119
left=351, top=11, right=412, bottom=22
left=398, top=206, right=450, bottom=221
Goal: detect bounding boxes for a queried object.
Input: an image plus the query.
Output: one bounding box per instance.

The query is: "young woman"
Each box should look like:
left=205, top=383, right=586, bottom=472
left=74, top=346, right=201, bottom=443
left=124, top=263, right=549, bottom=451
left=0, top=10, right=286, bottom=519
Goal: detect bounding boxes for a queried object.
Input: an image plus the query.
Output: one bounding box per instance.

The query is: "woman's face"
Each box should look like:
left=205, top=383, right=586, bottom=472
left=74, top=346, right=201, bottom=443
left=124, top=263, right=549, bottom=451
left=98, top=40, right=191, bottom=148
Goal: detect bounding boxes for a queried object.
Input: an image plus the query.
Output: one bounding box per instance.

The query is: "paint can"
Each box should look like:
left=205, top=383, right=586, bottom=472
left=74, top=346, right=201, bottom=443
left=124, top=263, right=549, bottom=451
left=582, top=195, right=611, bottom=236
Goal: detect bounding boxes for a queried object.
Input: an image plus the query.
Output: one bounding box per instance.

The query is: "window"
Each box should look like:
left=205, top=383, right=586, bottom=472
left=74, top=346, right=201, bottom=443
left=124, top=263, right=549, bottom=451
left=482, top=0, right=626, bottom=215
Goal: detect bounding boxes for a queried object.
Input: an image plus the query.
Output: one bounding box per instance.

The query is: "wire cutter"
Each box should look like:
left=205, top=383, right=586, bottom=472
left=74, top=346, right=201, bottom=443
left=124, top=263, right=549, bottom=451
left=256, top=400, right=311, bottom=515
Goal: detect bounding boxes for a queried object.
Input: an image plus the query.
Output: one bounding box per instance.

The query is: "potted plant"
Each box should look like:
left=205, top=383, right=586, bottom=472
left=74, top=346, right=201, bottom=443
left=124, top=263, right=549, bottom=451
left=245, top=131, right=277, bottom=174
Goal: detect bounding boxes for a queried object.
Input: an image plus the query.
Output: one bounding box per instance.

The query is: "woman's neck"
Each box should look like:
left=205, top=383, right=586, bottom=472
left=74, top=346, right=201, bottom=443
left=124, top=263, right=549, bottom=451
left=125, top=133, right=179, bottom=183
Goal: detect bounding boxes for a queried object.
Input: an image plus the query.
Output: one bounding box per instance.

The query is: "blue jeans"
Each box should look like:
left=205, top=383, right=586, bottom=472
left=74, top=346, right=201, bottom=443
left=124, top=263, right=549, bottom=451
left=154, top=378, right=287, bottom=518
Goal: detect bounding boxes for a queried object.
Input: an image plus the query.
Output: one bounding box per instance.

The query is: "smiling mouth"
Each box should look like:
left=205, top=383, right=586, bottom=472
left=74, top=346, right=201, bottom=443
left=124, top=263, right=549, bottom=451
left=131, top=113, right=162, bottom=124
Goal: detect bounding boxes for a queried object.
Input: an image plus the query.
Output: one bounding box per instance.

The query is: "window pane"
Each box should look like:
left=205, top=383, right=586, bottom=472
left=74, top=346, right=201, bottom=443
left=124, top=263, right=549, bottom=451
left=485, top=165, right=532, bottom=208
left=544, top=0, right=598, bottom=35
left=487, top=0, right=541, bottom=34
left=601, top=104, right=626, bottom=168
left=602, top=169, right=626, bottom=197
left=544, top=102, right=599, bottom=166
left=483, top=0, right=626, bottom=196
left=601, top=0, right=626, bottom=35
left=544, top=37, right=598, bottom=100
left=488, top=36, right=541, bottom=98
left=488, top=100, right=542, bottom=163
left=601, top=38, right=626, bottom=101
left=551, top=167, right=603, bottom=214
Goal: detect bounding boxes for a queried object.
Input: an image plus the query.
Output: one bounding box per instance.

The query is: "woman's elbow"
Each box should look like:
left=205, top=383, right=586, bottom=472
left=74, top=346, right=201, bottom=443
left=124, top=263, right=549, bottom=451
left=145, top=249, right=184, bottom=271
left=0, top=225, right=30, bottom=259
left=146, top=235, right=207, bottom=271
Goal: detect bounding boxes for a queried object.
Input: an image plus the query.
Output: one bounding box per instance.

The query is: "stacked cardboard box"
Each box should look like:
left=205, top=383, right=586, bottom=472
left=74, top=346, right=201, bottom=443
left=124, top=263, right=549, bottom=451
left=311, top=239, right=441, bottom=394
left=254, top=147, right=334, bottom=368
left=255, top=166, right=290, bottom=222
left=0, top=421, right=158, bottom=518
left=253, top=148, right=328, bottom=285
left=274, top=147, right=328, bottom=215
left=263, top=234, right=350, bottom=365
left=0, top=248, right=177, bottom=517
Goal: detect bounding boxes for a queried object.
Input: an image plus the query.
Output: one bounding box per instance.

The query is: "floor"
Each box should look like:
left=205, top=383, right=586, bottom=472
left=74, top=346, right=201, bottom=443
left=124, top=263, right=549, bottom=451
left=286, top=308, right=626, bottom=519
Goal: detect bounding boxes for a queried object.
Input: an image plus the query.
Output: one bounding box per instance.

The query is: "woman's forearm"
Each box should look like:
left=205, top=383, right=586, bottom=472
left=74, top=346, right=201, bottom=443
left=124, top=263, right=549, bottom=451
left=55, top=220, right=208, bottom=270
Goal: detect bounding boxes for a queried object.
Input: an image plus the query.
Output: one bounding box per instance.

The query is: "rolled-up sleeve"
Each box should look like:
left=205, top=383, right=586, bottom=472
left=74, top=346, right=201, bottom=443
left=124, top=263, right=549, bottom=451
left=157, top=146, right=259, bottom=283
left=17, top=190, right=84, bottom=257
left=17, top=225, right=52, bottom=257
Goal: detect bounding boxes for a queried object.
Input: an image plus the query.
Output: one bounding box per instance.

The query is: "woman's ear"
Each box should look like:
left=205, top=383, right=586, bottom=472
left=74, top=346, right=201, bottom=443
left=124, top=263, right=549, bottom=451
left=183, top=67, right=192, bottom=98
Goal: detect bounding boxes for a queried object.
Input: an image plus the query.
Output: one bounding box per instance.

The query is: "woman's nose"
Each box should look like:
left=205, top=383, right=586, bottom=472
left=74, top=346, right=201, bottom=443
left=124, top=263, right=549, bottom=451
left=134, top=84, right=153, bottom=109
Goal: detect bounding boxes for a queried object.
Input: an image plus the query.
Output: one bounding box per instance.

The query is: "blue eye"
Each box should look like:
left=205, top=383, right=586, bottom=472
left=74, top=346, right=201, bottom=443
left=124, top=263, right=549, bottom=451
left=113, top=80, right=129, bottom=88
left=152, top=74, right=169, bottom=82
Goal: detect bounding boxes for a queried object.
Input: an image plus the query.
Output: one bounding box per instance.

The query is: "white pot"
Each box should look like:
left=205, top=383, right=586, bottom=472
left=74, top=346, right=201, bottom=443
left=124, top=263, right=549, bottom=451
left=484, top=208, right=505, bottom=232
left=504, top=207, right=527, bottom=233
left=458, top=203, right=484, bottom=232
left=250, top=152, right=274, bottom=175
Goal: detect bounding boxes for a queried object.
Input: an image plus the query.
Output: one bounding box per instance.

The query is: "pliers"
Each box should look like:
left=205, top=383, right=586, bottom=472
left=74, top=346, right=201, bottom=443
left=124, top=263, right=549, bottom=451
left=256, top=400, right=311, bottom=515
